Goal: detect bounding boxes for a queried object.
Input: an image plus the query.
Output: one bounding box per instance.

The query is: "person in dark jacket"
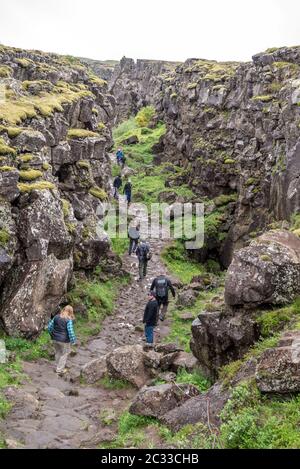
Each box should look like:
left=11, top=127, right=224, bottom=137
left=136, top=239, right=151, bottom=280
left=128, top=223, right=140, bottom=255
left=113, top=175, right=122, bottom=199
left=143, top=291, right=158, bottom=345
left=150, top=275, right=175, bottom=321
left=123, top=179, right=132, bottom=204
left=121, top=154, right=126, bottom=169
left=48, top=305, right=76, bottom=376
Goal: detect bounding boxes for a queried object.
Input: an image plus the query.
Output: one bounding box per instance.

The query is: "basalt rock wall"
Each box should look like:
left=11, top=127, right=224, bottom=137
left=111, top=47, right=300, bottom=265
left=0, top=45, right=116, bottom=337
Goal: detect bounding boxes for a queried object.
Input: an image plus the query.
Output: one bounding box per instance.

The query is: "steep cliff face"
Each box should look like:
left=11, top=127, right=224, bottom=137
left=110, top=57, right=180, bottom=123
left=111, top=47, right=300, bottom=266
left=79, top=57, right=118, bottom=81
left=158, top=48, right=300, bottom=264
left=0, top=45, right=115, bottom=337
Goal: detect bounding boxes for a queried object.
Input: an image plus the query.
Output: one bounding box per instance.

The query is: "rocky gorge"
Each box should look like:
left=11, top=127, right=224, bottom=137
left=0, top=43, right=300, bottom=449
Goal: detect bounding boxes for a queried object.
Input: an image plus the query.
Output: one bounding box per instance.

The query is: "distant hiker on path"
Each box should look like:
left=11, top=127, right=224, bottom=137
left=113, top=174, right=122, bottom=199
left=116, top=148, right=124, bottom=166
left=128, top=223, right=140, bottom=255
left=136, top=239, right=151, bottom=280
left=150, top=275, right=175, bottom=321
left=123, top=179, right=132, bottom=204
left=143, top=291, right=159, bottom=345
left=48, top=305, right=76, bottom=376
left=120, top=153, right=126, bottom=169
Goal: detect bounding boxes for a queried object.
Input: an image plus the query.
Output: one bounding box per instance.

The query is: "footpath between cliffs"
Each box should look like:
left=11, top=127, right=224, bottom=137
left=0, top=220, right=175, bottom=449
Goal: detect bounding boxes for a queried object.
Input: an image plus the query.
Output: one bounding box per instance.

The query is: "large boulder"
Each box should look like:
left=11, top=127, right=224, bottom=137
left=18, top=190, right=73, bottom=261
left=129, top=383, right=200, bottom=418
left=106, top=345, right=150, bottom=388
left=12, top=130, right=46, bottom=152
left=0, top=254, right=72, bottom=338
left=225, top=231, right=300, bottom=308
left=190, top=309, right=259, bottom=378
left=81, top=357, right=107, bottom=384
left=160, top=382, right=230, bottom=431
left=256, top=331, right=300, bottom=393
left=171, top=351, right=199, bottom=373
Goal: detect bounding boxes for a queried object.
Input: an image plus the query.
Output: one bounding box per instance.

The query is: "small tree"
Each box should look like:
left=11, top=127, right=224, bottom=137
left=135, top=106, right=155, bottom=128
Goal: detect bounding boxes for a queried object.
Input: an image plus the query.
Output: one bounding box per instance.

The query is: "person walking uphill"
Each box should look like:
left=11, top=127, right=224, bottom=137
left=143, top=291, right=158, bottom=345
left=113, top=174, right=122, bottom=199
left=136, top=239, right=151, bottom=280
left=48, top=305, right=76, bottom=376
left=123, top=179, right=132, bottom=204
left=150, top=275, right=175, bottom=321
left=116, top=148, right=124, bottom=166
left=128, top=223, right=140, bottom=255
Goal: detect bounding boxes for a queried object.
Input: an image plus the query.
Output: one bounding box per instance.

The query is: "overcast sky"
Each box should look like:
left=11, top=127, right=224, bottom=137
left=1, top=0, right=299, bottom=62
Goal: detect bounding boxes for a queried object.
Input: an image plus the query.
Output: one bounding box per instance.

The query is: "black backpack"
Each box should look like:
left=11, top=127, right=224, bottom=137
left=155, top=277, right=168, bottom=298
left=140, top=242, right=150, bottom=261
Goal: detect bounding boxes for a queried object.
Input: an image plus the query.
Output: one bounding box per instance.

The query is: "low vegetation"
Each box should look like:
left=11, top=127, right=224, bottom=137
left=67, top=272, right=130, bottom=339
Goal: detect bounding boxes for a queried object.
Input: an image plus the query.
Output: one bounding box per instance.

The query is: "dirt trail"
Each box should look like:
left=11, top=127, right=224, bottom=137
left=0, top=196, right=174, bottom=449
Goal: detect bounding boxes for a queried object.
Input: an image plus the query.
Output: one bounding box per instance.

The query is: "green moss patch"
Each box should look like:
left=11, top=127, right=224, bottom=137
left=18, top=181, right=55, bottom=192
left=19, top=169, right=43, bottom=181
left=0, top=228, right=10, bottom=246
left=0, top=138, right=16, bottom=156
left=67, top=129, right=100, bottom=139
left=0, top=65, right=12, bottom=78
left=89, top=187, right=108, bottom=200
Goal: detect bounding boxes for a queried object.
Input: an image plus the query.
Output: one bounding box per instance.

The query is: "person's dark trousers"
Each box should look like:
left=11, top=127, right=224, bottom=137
left=129, top=238, right=138, bottom=255
left=158, top=299, right=168, bottom=320
left=139, top=260, right=148, bottom=279
left=114, top=188, right=119, bottom=199
left=145, top=325, right=154, bottom=344
left=125, top=193, right=131, bottom=203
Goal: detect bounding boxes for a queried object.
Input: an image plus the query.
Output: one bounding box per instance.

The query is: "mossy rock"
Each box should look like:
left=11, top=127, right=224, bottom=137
left=15, top=58, right=34, bottom=68
left=18, top=181, right=56, bottom=193
left=77, top=160, right=90, bottom=170
left=67, top=129, right=100, bottom=139
left=224, top=159, right=235, bottom=165
left=0, top=166, right=17, bottom=172
left=0, top=65, right=12, bottom=78
left=214, top=193, right=238, bottom=207
left=0, top=138, right=16, bottom=156
left=89, top=187, right=107, bottom=201
left=251, top=95, right=274, bottom=103
left=18, top=154, right=34, bottom=163
left=260, top=254, right=272, bottom=262
left=0, top=228, right=10, bottom=246
left=19, top=169, right=43, bottom=181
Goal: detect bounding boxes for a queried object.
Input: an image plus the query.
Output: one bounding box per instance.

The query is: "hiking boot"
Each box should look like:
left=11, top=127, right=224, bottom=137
left=56, top=369, right=68, bottom=376
left=159, top=315, right=165, bottom=322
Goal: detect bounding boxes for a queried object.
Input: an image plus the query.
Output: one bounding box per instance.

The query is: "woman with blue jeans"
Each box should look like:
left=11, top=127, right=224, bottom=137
left=143, top=292, right=158, bottom=345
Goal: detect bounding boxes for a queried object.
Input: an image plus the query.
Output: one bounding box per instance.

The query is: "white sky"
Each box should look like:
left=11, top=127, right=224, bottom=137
left=0, top=0, right=299, bottom=62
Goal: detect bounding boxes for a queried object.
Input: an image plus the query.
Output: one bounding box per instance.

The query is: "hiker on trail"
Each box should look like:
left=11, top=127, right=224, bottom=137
left=150, top=275, right=175, bottom=321
left=116, top=148, right=124, bottom=166
left=123, top=179, right=132, bottom=204
left=136, top=239, right=151, bottom=280
left=128, top=223, right=140, bottom=255
left=143, top=291, right=159, bottom=345
left=113, top=174, right=122, bottom=199
left=48, top=305, right=76, bottom=376
left=120, top=153, right=126, bottom=169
